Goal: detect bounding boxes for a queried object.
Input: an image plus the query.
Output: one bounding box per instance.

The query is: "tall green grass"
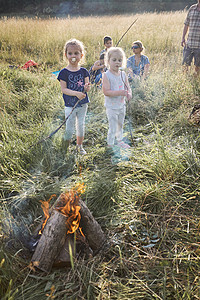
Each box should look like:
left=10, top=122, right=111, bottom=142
left=1, top=11, right=200, bottom=300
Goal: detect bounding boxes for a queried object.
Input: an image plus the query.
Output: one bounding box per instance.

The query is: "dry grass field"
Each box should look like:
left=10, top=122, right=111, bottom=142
left=0, top=12, right=185, bottom=69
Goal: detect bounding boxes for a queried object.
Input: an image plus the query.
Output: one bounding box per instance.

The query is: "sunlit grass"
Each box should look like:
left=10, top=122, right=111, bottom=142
left=0, top=11, right=185, bottom=68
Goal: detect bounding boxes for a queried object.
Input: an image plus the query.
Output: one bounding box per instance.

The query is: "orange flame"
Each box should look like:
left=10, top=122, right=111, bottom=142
left=56, top=183, right=85, bottom=235
left=39, top=184, right=85, bottom=237
left=39, top=194, right=56, bottom=235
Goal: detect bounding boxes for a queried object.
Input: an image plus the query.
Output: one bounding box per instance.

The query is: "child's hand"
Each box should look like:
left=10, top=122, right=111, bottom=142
left=127, top=92, right=132, bottom=101
left=119, top=90, right=128, bottom=97
left=84, top=82, right=91, bottom=92
left=76, top=91, right=86, bottom=100
left=119, top=90, right=132, bottom=100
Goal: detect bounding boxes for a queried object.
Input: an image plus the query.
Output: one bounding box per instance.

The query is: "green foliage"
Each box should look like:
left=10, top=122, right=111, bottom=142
left=0, top=66, right=63, bottom=193
left=0, top=251, right=20, bottom=300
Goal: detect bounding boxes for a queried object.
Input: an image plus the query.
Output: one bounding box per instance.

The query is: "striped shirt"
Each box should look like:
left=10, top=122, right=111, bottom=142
left=184, top=4, right=200, bottom=48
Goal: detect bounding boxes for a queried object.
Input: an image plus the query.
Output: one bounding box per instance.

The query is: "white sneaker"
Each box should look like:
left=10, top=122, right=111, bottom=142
left=76, top=145, right=87, bottom=155
left=117, top=141, right=131, bottom=149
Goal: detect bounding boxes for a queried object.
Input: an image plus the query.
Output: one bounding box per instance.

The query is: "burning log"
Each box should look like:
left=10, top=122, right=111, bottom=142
left=49, top=191, right=106, bottom=252
left=31, top=185, right=106, bottom=273
left=31, top=210, right=67, bottom=273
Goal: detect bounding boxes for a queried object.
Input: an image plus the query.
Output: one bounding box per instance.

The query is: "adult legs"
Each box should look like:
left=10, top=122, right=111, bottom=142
left=182, top=46, right=193, bottom=73
left=182, top=46, right=200, bottom=75
left=194, top=49, right=200, bottom=76
left=194, top=66, right=200, bottom=76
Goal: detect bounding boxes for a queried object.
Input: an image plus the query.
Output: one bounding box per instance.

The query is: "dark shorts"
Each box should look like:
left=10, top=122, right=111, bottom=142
left=182, top=46, right=200, bottom=66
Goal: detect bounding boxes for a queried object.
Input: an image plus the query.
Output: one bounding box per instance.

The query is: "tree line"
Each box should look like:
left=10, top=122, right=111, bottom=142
left=0, top=0, right=195, bottom=15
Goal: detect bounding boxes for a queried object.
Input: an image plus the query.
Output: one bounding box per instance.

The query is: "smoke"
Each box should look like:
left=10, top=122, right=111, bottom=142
left=2, top=194, right=40, bottom=252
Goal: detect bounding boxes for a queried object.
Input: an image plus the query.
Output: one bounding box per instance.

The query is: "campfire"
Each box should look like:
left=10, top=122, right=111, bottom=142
left=31, top=183, right=105, bottom=273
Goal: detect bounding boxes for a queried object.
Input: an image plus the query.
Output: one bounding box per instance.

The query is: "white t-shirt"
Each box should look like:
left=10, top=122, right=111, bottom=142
left=104, top=70, right=126, bottom=109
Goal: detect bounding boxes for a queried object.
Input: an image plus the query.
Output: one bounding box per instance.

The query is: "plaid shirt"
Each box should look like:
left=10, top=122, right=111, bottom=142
left=184, top=4, right=200, bottom=48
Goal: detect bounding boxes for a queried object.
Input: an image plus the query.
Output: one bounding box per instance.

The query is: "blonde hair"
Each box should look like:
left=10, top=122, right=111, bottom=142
left=63, top=38, right=85, bottom=64
left=132, top=40, right=145, bottom=53
left=105, top=47, right=126, bottom=69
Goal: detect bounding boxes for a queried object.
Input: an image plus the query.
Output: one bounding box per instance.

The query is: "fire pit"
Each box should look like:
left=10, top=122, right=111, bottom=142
left=31, top=184, right=106, bottom=273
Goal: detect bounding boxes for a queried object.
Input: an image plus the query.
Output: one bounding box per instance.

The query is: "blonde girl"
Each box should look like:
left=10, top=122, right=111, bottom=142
left=103, top=47, right=132, bottom=149
left=57, top=39, right=90, bottom=155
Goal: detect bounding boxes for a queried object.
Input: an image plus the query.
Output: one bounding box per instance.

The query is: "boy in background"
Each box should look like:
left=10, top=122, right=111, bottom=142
left=100, top=36, right=113, bottom=56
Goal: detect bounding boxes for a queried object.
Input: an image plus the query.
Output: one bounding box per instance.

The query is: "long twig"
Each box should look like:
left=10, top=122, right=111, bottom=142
left=120, top=71, right=134, bottom=146
left=29, top=99, right=81, bottom=149
left=115, top=18, right=138, bottom=145
left=115, top=18, right=138, bottom=47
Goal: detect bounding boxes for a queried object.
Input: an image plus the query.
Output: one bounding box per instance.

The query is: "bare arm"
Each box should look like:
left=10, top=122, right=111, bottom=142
left=142, top=63, right=150, bottom=80
left=124, top=73, right=132, bottom=101
left=127, top=67, right=134, bottom=79
left=92, top=60, right=105, bottom=71
left=181, top=24, right=189, bottom=47
left=60, top=80, right=86, bottom=100
left=84, top=76, right=91, bottom=92
left=102, top=73, right=127, bottom=97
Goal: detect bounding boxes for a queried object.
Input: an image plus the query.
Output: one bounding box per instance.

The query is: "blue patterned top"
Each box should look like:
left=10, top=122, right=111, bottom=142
left=57, top=67, right=90, bottom=107
left=127, top=55, right=150, bottom=77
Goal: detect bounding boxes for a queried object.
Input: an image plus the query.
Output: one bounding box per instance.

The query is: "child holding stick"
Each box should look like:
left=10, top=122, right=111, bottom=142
left=58, top=39, right=90, bottom=155
left=102, top=47, right=132, bottom=149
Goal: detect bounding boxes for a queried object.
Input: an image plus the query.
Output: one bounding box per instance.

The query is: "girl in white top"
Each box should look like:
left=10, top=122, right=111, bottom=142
left=102, top=47, right=132, bottom=149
